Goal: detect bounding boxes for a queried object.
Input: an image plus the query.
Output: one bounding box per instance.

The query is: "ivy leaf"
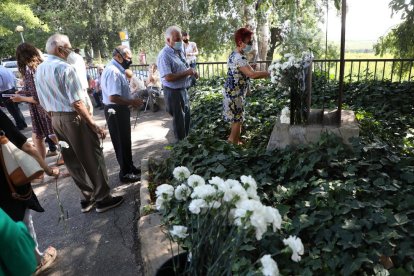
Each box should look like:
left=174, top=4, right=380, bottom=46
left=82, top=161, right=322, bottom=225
left=401, top=172, right=414, bottom=184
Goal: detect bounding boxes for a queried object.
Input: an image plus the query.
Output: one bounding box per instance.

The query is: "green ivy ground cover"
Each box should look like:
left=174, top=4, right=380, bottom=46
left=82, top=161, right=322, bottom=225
left=152, top=77, right=414, bottom=275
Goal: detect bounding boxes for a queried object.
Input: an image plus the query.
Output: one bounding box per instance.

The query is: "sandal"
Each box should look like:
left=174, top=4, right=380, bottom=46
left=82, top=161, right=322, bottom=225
left=56, top=156, right=65, bottom=166
left=35, top=246, right=57, bottom=275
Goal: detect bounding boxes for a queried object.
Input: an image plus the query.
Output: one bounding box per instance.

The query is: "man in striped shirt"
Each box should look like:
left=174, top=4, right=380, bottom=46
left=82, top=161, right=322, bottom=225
left=35, top=34, right=124, bottom=213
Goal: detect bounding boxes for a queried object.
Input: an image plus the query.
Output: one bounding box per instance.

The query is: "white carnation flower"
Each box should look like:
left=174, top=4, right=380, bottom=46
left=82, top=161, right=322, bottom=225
left=240, top=175, right=257, bottom=190
left=260, top=255, right=279, bottom=276
left=209, top=176, right=225, bottom=187
left=223, top=182, right=248, bottom=204
left=170, top=225, right=189, bottom=239
left=240, top=175, right=258, bottom=199
left=264, top=206, right=282, bottom=232
left=188, top=199, right=207, bottom=214
left=187, top=174, right=205, bottom=188
left=211, top=177, right=231, bottom=194
left=208, top=200, right=221, bottom=209
left=155, top=197, right=166, bottom=210
left=58, top=141, right=70, bottom=148
left=174, top=184, right=191, bottom=201
left=191, top=185, right=217, bottom=201
left=250, top=205, right=268, bottom=240
left=108, top=108, right=116, bottom=115
left=173, top=166, right=191, bottom=181
left=155, top=184, right=174, bottom=200
left=283, top=235, right=304, bottom=262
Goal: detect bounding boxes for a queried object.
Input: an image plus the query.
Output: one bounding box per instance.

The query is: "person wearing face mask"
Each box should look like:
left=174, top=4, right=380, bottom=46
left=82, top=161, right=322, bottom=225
left=101, top=46, right=143, bottom=183
left=223, top=27, right=270, bottom=145
left=35, top=34, right=124, bottom=213
left=157, top=25, right=198, bottom=141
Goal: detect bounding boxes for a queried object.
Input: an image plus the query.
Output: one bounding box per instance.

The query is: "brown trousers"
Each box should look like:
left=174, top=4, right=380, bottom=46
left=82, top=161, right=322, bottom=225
left=51, top=112, right=110, bottom=201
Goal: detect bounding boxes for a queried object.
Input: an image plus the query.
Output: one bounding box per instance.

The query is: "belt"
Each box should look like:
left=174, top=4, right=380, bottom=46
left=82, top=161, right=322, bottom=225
left=50, top=111, right=77, bottom=116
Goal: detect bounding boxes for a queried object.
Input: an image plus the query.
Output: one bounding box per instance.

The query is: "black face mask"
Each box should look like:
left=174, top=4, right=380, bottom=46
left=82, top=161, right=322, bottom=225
left=115, top=49, right=132, bottom=69
left=183, top=39, right=189, bottom=43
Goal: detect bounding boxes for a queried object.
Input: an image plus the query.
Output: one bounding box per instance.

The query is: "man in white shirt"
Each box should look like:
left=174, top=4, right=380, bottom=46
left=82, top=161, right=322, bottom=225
left=66, top=49, right=94, bottom=115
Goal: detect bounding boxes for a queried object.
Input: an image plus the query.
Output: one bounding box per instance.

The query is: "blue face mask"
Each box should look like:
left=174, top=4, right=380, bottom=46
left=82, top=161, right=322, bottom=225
left=243, top=44, right=253, bottom=53
left=173, top=41, right=183, bottom=51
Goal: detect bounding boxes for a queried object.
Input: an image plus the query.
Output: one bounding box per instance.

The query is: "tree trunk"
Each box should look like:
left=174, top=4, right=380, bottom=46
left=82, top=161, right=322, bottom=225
left=256, top=7, right=272, bottom=61
left=243, top=3, right=258, bottom=63
left=266, top=27, right=283, bottom=61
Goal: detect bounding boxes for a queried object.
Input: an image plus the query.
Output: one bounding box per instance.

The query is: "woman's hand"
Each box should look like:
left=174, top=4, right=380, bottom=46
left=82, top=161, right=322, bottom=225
left=10, top=95, right=24, bottom=103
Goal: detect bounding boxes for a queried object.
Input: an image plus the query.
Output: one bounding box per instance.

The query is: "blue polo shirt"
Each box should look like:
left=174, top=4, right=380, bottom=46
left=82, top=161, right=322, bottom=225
left=157, top=45, right=190, bottom=89
left=101, top=59, right=131, bottom=105
left=0, top=65, right=15, bottom=92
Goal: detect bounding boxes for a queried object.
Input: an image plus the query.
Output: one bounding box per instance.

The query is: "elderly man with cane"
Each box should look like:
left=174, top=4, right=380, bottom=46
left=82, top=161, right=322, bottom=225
left=35, top=34, right=124, bottom=213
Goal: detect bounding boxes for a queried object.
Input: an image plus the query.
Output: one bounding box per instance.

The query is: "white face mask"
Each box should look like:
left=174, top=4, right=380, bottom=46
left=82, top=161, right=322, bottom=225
left=66, top=52, right=77, bottom=64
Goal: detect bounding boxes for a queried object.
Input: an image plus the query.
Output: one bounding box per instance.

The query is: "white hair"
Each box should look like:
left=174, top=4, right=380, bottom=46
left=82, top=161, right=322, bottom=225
left=165, top=26, right=181, bottom=42
left=45, top=34, right=70, bottom=54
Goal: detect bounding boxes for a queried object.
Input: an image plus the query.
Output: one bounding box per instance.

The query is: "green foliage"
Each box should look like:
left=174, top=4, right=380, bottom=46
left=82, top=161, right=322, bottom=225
left=153, top=76, right=414, bottom=274
left=374, top=0, right=414, bottom=59
left=0, top=0, right=49, bottom=57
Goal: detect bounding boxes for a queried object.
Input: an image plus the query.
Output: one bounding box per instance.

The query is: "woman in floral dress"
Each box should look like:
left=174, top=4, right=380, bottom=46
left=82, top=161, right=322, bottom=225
left=12, top=43, right=58, bottom=176
left=223, top=27, right=270, bottom=145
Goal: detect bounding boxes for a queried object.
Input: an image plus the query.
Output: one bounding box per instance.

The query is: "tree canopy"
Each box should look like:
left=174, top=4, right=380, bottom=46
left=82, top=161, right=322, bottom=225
left=374, top=0, right=414, bottom=59
left=0, top=0, right=359, bottom=62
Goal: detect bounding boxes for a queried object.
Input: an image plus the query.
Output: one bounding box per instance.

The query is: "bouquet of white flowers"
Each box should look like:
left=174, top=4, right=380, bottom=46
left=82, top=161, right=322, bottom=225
left=268, top=52, right=313, bottom=125
left=156, top=166, right=304, bottom=275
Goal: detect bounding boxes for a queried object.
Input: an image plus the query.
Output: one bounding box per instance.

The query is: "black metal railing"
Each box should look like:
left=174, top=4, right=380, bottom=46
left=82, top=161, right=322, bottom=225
left=86, top=59, right=414, bottom=83
left=313, top=59, right=414, bottom=83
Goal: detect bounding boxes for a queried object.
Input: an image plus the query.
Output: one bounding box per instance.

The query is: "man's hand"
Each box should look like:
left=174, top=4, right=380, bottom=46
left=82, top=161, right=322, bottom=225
left=45, top=166, right=60, bottom=178
left=92, top=124, right=106, bottom=139
left=129, top=98, right=143, bottom=108
left=185, top=68, right=196, bottom=76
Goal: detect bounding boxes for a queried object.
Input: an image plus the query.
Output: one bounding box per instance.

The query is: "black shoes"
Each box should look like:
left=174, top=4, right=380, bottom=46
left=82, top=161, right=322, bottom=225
left=81, top=199, right=96, bottom=213
left=120, top=173, right=140, bottom=183
left=95, top=196, right=124, bottom=213
left=131, top=166, right=141, bottom=175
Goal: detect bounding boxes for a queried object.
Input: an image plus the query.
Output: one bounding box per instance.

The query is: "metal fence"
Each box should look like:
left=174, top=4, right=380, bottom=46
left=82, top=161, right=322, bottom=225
left=87, top=59, right=414, bottom=83
left=313, top=59, right=414, bottom=83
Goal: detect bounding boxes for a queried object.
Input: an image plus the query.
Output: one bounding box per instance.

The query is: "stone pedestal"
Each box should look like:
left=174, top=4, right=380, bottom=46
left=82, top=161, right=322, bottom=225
left=267, top=109, right=360, bottom=150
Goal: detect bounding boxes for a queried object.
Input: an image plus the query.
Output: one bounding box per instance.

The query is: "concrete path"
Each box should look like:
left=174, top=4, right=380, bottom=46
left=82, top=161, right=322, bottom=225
left=10, top=102, right=174, bottom=275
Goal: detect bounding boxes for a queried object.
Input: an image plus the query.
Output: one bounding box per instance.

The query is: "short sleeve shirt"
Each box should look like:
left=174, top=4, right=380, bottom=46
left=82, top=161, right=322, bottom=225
left=101, top=59, right=131, bottom=105
left=35, top=55, right=85, bottom=112
left=157, top=45, right=190, bottom=89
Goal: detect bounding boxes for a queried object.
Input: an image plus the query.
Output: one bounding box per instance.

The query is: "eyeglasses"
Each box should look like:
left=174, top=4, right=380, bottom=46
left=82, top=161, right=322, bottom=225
left=59, top=46, right=74, bottom=53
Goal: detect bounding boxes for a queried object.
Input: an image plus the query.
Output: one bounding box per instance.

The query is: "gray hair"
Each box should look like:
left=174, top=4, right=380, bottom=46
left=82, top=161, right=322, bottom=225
left=112, top=45, right=131, bottom=57
left=165, top=26, right=181, bottom=41
left=45, top=34, right=70, bottom=54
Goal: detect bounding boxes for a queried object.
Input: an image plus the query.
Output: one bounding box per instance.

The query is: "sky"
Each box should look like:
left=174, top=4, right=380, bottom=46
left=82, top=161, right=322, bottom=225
left=323, top=0, right=403, bottom=42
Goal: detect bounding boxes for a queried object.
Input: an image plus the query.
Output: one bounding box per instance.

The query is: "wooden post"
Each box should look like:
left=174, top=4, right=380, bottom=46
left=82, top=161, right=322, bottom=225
left=337, top=0, right=347, bottom=125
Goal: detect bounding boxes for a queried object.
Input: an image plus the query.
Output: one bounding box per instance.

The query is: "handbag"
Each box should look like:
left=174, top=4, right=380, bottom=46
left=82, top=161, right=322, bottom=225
left=0, top=131, right=44, bottom=187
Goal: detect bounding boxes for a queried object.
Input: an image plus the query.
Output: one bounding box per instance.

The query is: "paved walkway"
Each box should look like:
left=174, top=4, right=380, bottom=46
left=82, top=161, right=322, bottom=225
left=9, top=103, right=174, bottom=275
